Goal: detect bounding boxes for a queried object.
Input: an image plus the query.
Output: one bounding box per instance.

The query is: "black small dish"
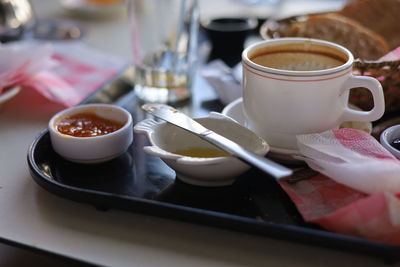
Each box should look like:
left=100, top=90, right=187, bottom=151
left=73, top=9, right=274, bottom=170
left=202, top=17, right=258, bottom=67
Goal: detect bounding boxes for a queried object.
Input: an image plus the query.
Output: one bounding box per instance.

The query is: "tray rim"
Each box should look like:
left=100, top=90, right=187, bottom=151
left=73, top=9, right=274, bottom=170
left=27, top=128, right=400, bottom=263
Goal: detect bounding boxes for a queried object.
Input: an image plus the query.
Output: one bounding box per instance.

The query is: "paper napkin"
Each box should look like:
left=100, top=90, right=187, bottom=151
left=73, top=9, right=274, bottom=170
left=200, top=60, right=242, bottom=105
left=0, top=42, right=53, bottom=94
left=296, top=128, right=400, bottom=194
left=276, top=128, right=400, bottom=244
left=0, top=41, right=128, bottom=107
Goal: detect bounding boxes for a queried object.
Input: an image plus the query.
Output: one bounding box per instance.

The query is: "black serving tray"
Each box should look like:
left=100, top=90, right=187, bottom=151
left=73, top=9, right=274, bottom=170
left=27, top=67, right=400, bottom=263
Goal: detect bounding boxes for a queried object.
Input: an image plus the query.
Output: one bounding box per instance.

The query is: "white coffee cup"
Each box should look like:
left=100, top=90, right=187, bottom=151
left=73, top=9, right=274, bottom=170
left=242, top=38, right=385, bottom=150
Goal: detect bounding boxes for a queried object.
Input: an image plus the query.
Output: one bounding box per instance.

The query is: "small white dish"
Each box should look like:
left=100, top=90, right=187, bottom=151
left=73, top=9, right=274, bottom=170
left=134, top=112, right=269, bottom=187
left=0, top=86, right=21, bottom=106
left=49, top=104, right=133, bottom=164
left=380, top=125, right=400, bottom=159
left=222, top=98, right=373, bottom=164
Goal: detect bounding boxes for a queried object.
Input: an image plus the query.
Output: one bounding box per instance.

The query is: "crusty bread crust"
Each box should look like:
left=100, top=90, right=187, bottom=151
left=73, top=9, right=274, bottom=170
left=338, top=0, right=400, bottom=50
left=283, top=13, right=389, bottom=60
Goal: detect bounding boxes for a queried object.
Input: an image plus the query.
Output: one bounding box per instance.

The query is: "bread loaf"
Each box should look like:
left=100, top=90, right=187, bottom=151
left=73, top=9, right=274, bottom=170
left=338, top=0, right=400, bottom=50
left=283, top=13, right=389, bottom=60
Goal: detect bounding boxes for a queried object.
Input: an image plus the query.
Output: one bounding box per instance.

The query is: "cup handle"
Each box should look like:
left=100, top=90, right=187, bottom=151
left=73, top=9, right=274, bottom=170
left=340, top=75, right=385, bottom=122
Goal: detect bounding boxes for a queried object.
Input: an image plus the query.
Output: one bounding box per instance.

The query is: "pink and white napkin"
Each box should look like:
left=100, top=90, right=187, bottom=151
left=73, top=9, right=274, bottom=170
left=0, top=42, right=53, bottom=94
left=0, top=41, right=128, bottom=107
left=278, top=128, right=400, bottom=244
left=279, top=172, right=400, bottom=245
left=296, top=128, right=400, bottom=194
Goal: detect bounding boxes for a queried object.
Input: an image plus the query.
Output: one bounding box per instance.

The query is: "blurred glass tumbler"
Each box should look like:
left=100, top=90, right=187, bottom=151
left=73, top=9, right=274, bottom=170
left=129, top=0, right=199, bottom=104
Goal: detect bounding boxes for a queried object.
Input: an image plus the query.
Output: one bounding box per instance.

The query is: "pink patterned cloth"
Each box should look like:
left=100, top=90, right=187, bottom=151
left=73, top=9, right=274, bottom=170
left=24, top=44, right=127, bottom=107
left=24, top=53, right=121, bottom=107
left=0, top=43, right=53, bottom=94
left=280, top=175, right=400, bottom=245
left=0, top=42, right=127, bottom=107
left=279, top=128, right=400, bottom=245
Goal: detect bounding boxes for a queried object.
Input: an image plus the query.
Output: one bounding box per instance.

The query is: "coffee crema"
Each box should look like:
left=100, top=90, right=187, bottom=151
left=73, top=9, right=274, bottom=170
left=249, top=43, right=348, bottom=71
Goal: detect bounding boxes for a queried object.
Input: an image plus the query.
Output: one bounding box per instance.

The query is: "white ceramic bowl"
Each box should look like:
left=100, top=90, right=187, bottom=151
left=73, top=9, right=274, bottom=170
left=134, top=112, right=269, bottom=187
left=49, top=104, right=133, bottom=163
left=380, top=124, right=400, bottom=159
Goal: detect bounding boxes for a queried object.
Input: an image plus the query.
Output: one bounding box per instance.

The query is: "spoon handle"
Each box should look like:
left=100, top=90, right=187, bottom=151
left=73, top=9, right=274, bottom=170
left=202, top=131, right=293, bottom=179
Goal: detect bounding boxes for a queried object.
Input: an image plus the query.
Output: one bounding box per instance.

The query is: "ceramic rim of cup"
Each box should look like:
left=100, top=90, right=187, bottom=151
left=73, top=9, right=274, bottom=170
left=242, top=37, right=354, bottom=77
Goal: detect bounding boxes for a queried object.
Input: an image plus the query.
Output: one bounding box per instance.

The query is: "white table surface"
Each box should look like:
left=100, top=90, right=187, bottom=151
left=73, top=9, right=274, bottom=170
left=0, top=0, right=391, bottom=266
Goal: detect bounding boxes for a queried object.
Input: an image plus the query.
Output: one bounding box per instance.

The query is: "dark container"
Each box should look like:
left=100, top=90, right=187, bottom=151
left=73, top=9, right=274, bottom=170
left=202, top=17, right=257, bottom=67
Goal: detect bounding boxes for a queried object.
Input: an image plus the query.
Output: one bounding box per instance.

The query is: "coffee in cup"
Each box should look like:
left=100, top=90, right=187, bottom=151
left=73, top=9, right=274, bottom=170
left=242, top=38, right=385, bottom=150
left=249, top=43, right=347, bottom=71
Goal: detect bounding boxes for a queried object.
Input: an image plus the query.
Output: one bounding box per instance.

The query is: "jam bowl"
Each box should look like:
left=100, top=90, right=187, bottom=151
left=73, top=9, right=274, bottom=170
left=49, top=104, right=133, bottom=164
left=380, top=124, right=400, bottom=160
left=134, top=112, right=269, bottom=187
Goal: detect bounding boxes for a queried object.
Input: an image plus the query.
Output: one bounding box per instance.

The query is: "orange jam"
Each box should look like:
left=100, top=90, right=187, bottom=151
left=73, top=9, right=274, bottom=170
left=57, top=112, right=124, bottom=137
